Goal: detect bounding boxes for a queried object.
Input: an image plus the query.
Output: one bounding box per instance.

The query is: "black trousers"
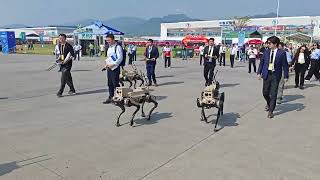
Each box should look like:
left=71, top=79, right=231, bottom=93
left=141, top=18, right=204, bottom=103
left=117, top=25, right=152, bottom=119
left=146, top=62, right=157, bottom=84
left=58, top=67, right=75, bottom=94
left=75, top=51, right=80, bottom=60
left=200, top=55, right=204, bottom=65
left=128, top=53, right=133, bottom=64
left=248, top=58, right=256, bottom=73
left=133, top=51, right=137, bottom=61
left=107, top=67, right=120, bottom=98
left=165, top=57, right=171, bottom=68
left=263, top=72, right=279, bottom=113
left=295, top=63, right=306, bottom=87
left=219, top=53, right=226, bottom=66
left=90, top=49, right=94, bottom=57
left=305, top=59, right=320, bottom=80
left=204, top=63, right=215, bottom=85
left=230, top=55, right=235, bottom=68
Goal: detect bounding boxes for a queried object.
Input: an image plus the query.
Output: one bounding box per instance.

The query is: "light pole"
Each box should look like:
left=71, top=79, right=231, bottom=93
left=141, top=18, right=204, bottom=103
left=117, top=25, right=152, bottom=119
left=275, top=0, right=280, bottom=36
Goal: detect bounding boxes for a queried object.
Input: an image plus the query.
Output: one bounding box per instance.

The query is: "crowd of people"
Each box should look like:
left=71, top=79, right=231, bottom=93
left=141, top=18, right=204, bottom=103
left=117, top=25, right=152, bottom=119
left=53, top=33, right=319, bottom=119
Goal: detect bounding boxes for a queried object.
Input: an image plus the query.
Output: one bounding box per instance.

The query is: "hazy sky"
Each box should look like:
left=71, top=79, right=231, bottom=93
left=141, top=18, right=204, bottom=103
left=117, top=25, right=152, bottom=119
left=1, top=0, right=319, bottom=26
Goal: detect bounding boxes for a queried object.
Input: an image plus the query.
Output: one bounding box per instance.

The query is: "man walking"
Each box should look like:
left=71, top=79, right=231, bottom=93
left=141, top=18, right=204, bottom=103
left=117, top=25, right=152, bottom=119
left=219, top=44, right=226, bottom=66
left=132, top=44, right=137, bottom=61
left=89, top=43, right=94, bottom=57
left=56, top=34, right=76, bottom=97
left=199, top=44, right=205, bottom=66
left=145, top=39, right=159, bottom=86
left=203, top=38, right=219, bottom=86
left=102, top=34, right=123, bottom=104
left=257, top=36, right=289, bottom=118
left=247, top=45, right=258, bottom=73
left=163, top=42, right=172, bottom=68
left=73, top=42, right=82, bottom=61
left=305, top=43, right=320, bottom=82
left=230, top=44, right=237, bottom=68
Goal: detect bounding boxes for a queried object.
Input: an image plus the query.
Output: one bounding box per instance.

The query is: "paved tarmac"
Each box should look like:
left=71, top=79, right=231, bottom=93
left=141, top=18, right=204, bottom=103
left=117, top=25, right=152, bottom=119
left=0, top=54, right=319, bottom=180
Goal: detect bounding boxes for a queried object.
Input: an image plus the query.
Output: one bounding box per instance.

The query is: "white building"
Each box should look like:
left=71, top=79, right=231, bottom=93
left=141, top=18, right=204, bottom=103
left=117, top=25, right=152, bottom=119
left=0, top=26, right=76, bottom=41
left=161, top=16, right=320, bottom=43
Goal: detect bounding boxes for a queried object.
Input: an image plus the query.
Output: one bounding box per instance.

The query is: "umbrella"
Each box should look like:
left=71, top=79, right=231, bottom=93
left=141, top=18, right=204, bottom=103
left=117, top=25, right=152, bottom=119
left=247, top=39, right=263, bottom=45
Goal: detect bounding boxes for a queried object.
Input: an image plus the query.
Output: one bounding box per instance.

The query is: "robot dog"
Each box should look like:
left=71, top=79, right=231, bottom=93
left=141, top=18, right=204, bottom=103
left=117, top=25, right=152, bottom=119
left=196, top=71, right=225, bottom=131
left=112, top=86, right=158, bottom=127
left=120, top=64, right=145, bottom=89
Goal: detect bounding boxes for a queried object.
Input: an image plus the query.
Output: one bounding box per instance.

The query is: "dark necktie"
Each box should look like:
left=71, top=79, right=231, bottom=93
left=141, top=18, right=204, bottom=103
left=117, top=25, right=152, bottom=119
left=209, top=47, right=212, bottom=56
left=270, top=50, right=274, bottom=63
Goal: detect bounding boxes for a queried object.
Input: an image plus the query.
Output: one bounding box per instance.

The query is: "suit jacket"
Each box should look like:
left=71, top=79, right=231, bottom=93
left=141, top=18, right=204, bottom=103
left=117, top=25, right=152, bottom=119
left=258, top=48, right=289, bottom=81
left=293, top=52, right=309, bottom=66
left=203, top=46, right=219, bottom=65
left=145, top=46, right=159, bottom=60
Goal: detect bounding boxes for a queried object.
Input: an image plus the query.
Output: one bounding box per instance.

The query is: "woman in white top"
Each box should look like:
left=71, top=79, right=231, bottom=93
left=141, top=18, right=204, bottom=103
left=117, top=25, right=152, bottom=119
left=293, top=45, right=309, bottom=89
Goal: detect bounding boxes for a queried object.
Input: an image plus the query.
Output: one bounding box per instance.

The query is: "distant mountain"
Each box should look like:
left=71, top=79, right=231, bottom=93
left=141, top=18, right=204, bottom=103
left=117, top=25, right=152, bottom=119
left=64, top=14, right=202, bottom=37
left=249, top=13, right=279, bottom=19
left=105, top=14, right=202, bottom=37
left=0, top=24, right=27, bottom=29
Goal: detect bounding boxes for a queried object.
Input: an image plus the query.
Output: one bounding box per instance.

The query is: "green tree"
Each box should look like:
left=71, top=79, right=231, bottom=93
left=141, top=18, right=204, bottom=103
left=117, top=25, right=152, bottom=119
left=234, top=16, right=251, bottom=31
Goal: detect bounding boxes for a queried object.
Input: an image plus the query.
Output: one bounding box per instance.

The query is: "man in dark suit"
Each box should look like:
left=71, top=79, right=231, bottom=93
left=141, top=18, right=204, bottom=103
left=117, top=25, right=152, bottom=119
left=257, top=36, right=289, bottom=118
left=56, top=34, right=76, bottom=97
left=203, top=38, right=219, bottom=86
left=145, top=39, right=159, bottom=86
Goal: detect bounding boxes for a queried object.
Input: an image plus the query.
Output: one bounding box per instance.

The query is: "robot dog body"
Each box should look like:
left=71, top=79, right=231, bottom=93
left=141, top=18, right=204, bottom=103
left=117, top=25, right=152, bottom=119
left=120, top=68, right=144, bottom=89
left=197, top=81, right=225, bottom=131
left=112, top=87, right=158, bottom=127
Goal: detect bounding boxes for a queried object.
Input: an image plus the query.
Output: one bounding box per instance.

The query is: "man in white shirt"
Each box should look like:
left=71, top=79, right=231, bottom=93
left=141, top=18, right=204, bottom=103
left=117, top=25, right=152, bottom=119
left=230, top=44, right=237, bottom=68
left=128, top=44, right=134, bottom=64
left=100, top=44, right=105, bottom=57
left=199, top=44, right=205, bottom=66
left=73, top=42, right=82, bottom=61
left=102, top=34, right=123, bottom=104
left=162, top=42, right=172, bottom=68
left=247, top=45, right=258, bottom=73
left=132, top=44, right=137, bottom=61
left=219, top=44, right=227, bottom=66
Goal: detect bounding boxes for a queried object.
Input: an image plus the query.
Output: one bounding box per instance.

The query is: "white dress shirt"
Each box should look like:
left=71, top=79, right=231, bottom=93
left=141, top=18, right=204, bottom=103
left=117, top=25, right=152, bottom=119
left=231, top=47, right=238, bottom=55
left=298, top=53, right=305, bottom=64
left=247, top=48, right=258, bottom=59
left=268, top=48, right=278, bottom=71
left=105, top=44, right=123, bottom=71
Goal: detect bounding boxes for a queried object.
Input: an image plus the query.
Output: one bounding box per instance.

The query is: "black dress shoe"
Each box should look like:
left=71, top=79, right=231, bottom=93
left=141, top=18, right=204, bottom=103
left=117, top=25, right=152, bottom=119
left=264, top=105, right=270, bottom=112
left=268, top=112, right=274, bottom=119
left=299, top=86, right=304, bottom=90
left=57, top=93, right=63, bottom=98
left=294, top=85, right=299, bottom=88
left=103, top=98, right=112, bottom=104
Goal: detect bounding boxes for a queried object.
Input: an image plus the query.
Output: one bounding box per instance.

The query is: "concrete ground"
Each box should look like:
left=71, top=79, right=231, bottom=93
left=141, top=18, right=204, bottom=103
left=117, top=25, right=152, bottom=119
left=0, top=54, right=319, bottom=180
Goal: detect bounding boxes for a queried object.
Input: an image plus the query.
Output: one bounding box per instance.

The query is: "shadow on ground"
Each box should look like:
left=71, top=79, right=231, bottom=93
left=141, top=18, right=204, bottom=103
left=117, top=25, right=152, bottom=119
left=133, top=112, right=173, bottom=127
left=76, top=89, right=107, bottom=96
left=158, top=81, right=184, bottom=86
left=156, top=96, right=168, bottom=101
left=72, top=69, right=92, bottom=72
left=283, top=94, right=305, bottom=103
left=0, top=155, right=51, bottom=176
left=157, top=75, right=175, bottom=79
left=274, top=103, right=305, bottom=116
left=220, top=83, right=240, bottom=88
left=285, top=83, right=319, bottom=90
